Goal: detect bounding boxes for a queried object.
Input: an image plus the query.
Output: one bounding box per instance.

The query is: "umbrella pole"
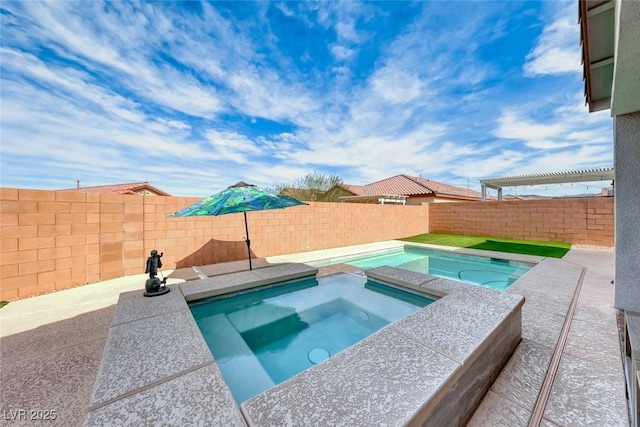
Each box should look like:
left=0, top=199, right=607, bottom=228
left=244, top=211, right=252, bottom=270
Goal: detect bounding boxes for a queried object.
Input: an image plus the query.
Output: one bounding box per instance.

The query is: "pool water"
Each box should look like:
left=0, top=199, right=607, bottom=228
left=311, top=246, right=533, bottom=291
left=190, top=273, right=434, bottom=403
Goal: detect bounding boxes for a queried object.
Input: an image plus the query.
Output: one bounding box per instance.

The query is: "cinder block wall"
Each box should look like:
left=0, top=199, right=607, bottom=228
left=1, top=188, right=615, bottom=301
left=429, top=198, right=614, bottom=246
left=0, top=188, right=429, bottom=300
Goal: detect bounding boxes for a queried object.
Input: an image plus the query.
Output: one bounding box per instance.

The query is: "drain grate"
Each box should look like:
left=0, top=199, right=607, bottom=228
left=308, top=347, right=330, bottom=365
left=527, top=267, right=587, bottom=427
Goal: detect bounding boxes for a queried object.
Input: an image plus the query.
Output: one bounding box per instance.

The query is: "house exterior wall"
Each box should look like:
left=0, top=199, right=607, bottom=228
left=0, top=188, right=429, bottom=300
left=405, top=197, right=434, bottom=205
left=391, top=196, right=475, bottom=205
left=614, top=111, right=640, bottom=312
left=429, top=197, right=614, bottom=246
left=428, top=197, right=475, bottom=203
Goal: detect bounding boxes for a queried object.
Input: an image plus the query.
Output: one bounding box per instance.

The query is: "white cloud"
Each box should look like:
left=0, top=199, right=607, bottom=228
left=520, top=144, right=612, bottom=175
left=247, top=165, right=312, bottom=188
left=161, top=119, right=192, bottom=131
left=449, top=149, right=529, bottom=180
left=0, top=0, right=613, bottom=198
left=464, top=103, right=613, bottom=183
left=274, top=3, right=295, bottom=17
left=523, top=3, right=582, bottom=76
left=205, top=130, right=262, bottom=164
left=6, top=1, right=225, bottom=119
left=0, top=77, right=216, bottom=179
left=493, top=95, right=612, bottom=151
left=370, top=66, right=423, bottom=105
left=330, top=44, right=355, bottom=60
left=1, top=48, right=146, bottom=123
left=309, top=1, right=369, bottom=42
left=334, top=20, right=360, bottom=43
left=494, top=111, right=571, bottom=149
left=227, top=71, right=319, bottom=122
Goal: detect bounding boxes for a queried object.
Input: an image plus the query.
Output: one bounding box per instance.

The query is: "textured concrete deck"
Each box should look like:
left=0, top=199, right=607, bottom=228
left=0, top=242, right=628, bottom=426
left=467, top=249, right=628, bottom=426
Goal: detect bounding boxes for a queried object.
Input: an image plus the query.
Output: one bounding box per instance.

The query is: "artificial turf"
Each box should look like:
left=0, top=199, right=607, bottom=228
left=398, top=233, right=571, bottom=258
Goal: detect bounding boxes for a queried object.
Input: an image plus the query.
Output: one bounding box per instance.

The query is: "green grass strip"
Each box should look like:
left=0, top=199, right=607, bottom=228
left=398, top=233, right=571, bottom=258
left=0, top=301, right=8, bottom=309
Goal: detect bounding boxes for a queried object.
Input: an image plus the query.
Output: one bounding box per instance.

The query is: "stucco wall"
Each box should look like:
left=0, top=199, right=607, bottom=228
left=0, top=188, right=429, bottom=300
left=429, top=197, right=614, bottom=246
left=614, top=111, right=640, bottom=311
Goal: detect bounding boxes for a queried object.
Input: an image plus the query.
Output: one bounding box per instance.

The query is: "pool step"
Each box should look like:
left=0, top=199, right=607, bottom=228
left=199, top=313, right=275, bottom=403
left=227, top=304, right=301, bottom=334
left=396, top=257, right=432, bottom=272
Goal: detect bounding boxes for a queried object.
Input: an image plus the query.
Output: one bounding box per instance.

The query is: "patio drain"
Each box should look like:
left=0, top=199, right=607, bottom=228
left=527, top=267, right=587, bottom=427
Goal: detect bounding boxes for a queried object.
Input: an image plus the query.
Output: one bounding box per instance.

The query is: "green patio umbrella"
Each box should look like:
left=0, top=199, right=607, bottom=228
left=170, top=181, right=308, bottom=270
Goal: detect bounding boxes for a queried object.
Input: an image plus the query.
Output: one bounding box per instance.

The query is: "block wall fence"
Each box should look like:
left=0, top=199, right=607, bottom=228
left=1, top=188, right=614, bottom=301
left=429, top=197, right=614, bottom=246
left=0, top=188, right=429, bottom=300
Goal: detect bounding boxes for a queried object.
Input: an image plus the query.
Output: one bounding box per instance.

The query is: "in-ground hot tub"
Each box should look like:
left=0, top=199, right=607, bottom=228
left=84, top=263, right=524, bottom=426
left=190, top=273, right=435, bottom=403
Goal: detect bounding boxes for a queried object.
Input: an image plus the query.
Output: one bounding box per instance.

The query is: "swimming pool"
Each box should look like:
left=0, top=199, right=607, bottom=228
left=311, top=246, right=533, bottom=291
left=190, top=273, right=434, bottom=403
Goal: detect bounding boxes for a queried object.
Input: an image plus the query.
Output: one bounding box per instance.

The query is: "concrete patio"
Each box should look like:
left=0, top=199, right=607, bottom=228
left=0, top=242, right=628, bottom=426
left=467, top=247, right=628, bottom=426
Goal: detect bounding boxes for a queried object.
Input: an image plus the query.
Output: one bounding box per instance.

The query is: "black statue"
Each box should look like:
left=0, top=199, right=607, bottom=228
left=144, top=249, right=170, bottom=297
left=145, top=249, right=163, bottom=279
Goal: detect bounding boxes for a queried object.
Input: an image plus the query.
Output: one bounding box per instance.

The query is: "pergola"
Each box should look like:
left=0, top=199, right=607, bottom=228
left=479, top=167, right=614, bottom=201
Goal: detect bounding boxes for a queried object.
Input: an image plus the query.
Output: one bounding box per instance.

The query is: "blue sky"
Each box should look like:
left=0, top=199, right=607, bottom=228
left=0, top=1, right=613, bottom=197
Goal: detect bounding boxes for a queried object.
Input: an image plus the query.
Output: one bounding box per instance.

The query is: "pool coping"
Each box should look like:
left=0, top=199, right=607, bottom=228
left=241, top=267, right=524, bottom=426
left=84, top=257, right=526, bottom=426
left=402, top=242, right=544, bottom=265
left=277, top=240, right=544, bottom=269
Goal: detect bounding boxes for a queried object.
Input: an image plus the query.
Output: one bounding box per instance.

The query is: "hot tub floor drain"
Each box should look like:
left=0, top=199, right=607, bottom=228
left=308, top=347, right=330, bottom=364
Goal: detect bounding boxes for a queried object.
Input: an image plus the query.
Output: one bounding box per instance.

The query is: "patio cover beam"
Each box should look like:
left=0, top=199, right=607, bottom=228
left=480, top=167, right=614, bottom=201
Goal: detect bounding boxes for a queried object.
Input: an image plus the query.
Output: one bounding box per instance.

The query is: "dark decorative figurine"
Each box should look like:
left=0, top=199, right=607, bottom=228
left=144, top=249, right=170, bottom=297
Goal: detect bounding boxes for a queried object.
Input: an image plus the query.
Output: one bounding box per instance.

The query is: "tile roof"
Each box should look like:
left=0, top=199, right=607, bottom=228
left=339, top=184, right=366, bottom=196
left=59, top=182, right=171, bottom=196
left=343, top=174, right=483, bottom=200
left=280, top=187, right=325, bottom=201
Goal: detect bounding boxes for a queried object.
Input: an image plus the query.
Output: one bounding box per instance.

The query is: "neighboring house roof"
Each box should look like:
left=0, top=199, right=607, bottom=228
left=338, top=184, right=366, bottom=196
left=60, top=182, right=171, bottom=196
left=342, top=174, right=484, bottom=201
left=279, top=187, right=325, bottom=201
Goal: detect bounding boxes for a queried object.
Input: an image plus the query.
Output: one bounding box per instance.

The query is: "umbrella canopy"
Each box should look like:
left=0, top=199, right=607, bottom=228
left=170, top=181, right=308, bottom=270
